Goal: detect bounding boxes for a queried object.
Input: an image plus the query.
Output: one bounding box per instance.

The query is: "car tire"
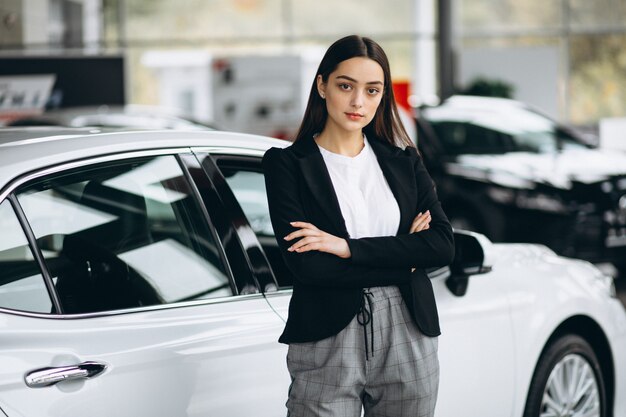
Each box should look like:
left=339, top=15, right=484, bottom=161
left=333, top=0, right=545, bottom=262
left=523, top=334, right=606, bottom=417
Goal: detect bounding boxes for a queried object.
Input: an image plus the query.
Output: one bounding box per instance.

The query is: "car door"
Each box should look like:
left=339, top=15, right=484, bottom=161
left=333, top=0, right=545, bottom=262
left=0, top=151, right=286, bottom=417
left=432, top=268, right=515, bottom=416
left=207, top=150, right=517, bottom=417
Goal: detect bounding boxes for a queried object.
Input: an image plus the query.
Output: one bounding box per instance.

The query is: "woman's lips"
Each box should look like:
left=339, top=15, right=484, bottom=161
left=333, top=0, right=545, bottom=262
left=345, top=112, right=364, bottom=121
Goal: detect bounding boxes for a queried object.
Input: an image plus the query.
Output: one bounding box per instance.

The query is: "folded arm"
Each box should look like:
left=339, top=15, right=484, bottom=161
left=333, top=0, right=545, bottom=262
left=345, top=147, right=455, bottom=269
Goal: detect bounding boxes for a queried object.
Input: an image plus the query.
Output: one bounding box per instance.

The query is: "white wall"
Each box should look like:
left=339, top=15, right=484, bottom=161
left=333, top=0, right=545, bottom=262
left=459, top=46, right=560, bottom=119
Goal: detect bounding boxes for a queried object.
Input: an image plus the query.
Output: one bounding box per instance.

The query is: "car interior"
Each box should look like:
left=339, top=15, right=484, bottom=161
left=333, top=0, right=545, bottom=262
left=56, top=179, right=163, bottom=313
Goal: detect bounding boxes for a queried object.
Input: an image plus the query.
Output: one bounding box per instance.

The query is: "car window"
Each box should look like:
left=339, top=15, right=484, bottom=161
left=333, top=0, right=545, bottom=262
left=224, top=170, right=274, bottom=237
left=217, top=161, right=294, bottom=288
left=424, top=104, right=587, bottom=154
left=0, top=200, right=53, bottom=313
left=15, top=155, right=232, bottom=314
left=430, top=121, right=512, bottom=155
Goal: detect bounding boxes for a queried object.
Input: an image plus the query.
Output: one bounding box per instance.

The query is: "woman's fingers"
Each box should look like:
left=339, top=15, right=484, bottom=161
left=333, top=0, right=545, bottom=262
left=288, top=236, right=321, bottom=251
left=283, top=222, right=350, bottom=258
left=284, top=221, right=322, bottom=241
left=410, top=210, right=431, bottom=233
left=290, top=221, right=318, bottom=230
left=284, top=227, right=319, bottom=241
left=290, top=241, right=322, bottom=253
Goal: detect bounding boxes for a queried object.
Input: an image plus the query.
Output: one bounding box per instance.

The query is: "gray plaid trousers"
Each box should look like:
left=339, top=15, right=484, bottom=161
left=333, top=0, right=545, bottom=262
left=286, top=286, right=439, bottom=417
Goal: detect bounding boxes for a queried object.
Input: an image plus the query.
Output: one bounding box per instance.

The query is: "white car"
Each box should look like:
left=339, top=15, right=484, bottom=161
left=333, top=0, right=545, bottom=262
left=4, top=105, right=217, bottom=130
left=0, top=128, right=624, bottom=417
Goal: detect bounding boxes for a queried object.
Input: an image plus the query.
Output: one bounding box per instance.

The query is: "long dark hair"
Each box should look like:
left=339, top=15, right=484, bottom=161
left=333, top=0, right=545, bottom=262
left=294, top=35, right=413, bottom=149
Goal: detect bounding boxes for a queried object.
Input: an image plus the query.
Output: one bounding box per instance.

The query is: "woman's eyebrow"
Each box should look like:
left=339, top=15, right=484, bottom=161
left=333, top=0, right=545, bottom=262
left=336, top=75, right=384, bottom=85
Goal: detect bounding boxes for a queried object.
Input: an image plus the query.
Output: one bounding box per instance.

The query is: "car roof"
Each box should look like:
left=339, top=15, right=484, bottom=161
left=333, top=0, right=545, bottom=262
left=441, top=95, right=527, bottom=109
left=0, top=128, right=288, bottom=191
left=5, top=105, right=217, bottom=130
left=420, top=95, right=561, bottom=134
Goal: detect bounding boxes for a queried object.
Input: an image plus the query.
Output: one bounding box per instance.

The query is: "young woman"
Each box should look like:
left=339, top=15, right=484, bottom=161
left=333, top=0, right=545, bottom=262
left=263, top=35, right=455, bottom=417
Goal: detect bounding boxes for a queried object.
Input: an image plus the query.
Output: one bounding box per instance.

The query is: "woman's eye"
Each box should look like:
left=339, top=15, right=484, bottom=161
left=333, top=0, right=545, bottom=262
left=368, top=88, right=380, bottom=95
left=339, top=83, right=352, bottom=91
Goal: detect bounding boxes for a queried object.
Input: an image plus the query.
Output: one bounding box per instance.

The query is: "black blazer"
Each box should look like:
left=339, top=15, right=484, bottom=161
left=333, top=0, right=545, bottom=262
left=262, top=134, right=454, bottom=343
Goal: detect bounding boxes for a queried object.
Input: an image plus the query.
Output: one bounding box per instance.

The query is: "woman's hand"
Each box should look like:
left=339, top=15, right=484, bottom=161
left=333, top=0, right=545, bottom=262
left=410, top=210, right=431, bottom=233
left=410, top=211, right=431, bottom=272
left=284, top=221, right=351, bottom=259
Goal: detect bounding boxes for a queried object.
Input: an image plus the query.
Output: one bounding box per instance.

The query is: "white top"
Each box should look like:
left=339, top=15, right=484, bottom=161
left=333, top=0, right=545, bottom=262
left=317, top=136, right=401, bottom=239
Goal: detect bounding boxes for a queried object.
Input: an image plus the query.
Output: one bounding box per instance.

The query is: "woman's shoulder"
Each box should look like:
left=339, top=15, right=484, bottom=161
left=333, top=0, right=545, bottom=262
left=263, top=144, right=296, bottom=159
left=403, top=144, right=419, bottom=158
left=262, top=144, right=298, bottom=171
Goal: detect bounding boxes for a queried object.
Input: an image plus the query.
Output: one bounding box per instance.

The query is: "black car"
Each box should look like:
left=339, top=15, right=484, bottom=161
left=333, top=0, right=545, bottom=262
left=416, top=95, right=626, bottom=276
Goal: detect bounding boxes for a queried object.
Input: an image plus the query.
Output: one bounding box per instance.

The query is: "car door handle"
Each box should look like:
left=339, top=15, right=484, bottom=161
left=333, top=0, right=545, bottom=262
left=24, top=361, right=108, bottom=388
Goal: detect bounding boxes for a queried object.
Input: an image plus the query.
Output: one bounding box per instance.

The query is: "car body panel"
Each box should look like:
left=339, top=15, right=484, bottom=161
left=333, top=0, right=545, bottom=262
left=434, top=270, right=515, bottom=416
left=492, top=244, right=626, bottom=417
left=0, top=296, right=289, bottom=417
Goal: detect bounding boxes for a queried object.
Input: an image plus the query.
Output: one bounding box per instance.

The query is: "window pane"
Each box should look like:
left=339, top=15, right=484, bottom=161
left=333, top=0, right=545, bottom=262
left=17, top=155, right=231, bottom=314
left=123, top=0, right=284, bottom=42
left=459, top=0, right=561, bottom=32
left=0, top=200, right=52, bottom=313
left=569, top=34, right=626, bottom=124
left=569, top=0, right=626, bottom=31
left=292, top=0, right=413, bottom=37
left=218, top=163, right=294, bottom=288
left=223, top=170, right=273, bottom=236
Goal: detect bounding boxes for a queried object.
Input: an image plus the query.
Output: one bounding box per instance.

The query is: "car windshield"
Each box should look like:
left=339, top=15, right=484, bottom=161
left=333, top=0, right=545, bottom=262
left=423, top=102, right=588, bottom=155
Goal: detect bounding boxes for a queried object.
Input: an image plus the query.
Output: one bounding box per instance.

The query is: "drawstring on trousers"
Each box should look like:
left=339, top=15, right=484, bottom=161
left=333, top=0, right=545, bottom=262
left=357, top=289, right=375, bottom=360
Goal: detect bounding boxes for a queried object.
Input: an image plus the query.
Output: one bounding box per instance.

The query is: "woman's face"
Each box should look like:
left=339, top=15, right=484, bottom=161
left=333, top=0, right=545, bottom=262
left=317, top=57, right=385, bottom=135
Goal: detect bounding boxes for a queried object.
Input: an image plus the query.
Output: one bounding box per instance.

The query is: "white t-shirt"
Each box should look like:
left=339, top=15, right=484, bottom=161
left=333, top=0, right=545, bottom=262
left=317, top=136, right=401, bottom=239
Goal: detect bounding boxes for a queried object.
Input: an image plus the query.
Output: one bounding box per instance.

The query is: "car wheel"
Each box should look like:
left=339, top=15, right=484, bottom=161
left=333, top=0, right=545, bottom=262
left=524, top=334, right=606, bottom=417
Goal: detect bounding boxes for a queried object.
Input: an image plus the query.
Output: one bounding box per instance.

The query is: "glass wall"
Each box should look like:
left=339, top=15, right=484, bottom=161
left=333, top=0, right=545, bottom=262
left=457, top=0, right=626, bottom=125
left=3, top=0, right=625, bottom=126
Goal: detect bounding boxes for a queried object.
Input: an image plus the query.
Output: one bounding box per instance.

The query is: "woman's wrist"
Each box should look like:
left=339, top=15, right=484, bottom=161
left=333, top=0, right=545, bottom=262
left=339, top=238, right=352, bottom=259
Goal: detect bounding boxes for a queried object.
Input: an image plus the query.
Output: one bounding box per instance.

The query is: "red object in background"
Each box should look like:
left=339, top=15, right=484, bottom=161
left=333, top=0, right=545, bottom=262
left=271, top=130, right=291, bottom=141
left=392, top=81, right=411, bottom=112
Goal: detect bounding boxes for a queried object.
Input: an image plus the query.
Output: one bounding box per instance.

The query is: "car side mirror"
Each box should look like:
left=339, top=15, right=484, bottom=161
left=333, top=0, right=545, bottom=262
left=446, top=229, right=495, bottom=296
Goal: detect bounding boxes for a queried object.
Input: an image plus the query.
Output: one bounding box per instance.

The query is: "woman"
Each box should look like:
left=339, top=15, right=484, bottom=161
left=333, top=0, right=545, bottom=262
left=263, top=35, right=455, bottom=417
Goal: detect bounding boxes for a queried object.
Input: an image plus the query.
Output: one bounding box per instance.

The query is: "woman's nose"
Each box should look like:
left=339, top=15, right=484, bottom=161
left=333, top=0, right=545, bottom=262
left=351, top=91, right=364, bottom=108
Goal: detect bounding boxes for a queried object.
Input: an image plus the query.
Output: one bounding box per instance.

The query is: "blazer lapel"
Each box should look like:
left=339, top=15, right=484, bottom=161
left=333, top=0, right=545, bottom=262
left=368, top=138, right=417, bottom=235
left=290, top=135, right=417, bottom=238
left=292, top=136, right=350, bottom=237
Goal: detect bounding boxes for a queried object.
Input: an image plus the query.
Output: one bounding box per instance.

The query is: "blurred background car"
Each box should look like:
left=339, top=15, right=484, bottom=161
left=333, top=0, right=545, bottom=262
left=4, top=104, right=217, bottom=131
left=415, top=95, right=626, bottom=278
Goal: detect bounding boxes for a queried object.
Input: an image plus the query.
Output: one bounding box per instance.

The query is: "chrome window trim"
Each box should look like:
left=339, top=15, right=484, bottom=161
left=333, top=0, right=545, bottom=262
left=0, top=147, right=192, bottom=202
left=264, top=289, right=293, bottom=297
left=192, top=147, right=266, bottom=158
left=0, top=292, right=267, bottom=320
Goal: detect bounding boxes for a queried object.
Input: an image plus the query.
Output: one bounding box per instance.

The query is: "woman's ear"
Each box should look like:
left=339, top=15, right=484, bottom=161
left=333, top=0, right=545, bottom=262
left=316, top=75, right=326, bottom=99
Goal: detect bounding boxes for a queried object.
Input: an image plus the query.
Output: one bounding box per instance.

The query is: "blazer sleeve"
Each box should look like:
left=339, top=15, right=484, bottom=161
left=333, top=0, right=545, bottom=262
left=346, top=146, right=455, bottom=269
left=262, top=147, right=411, bottom=289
